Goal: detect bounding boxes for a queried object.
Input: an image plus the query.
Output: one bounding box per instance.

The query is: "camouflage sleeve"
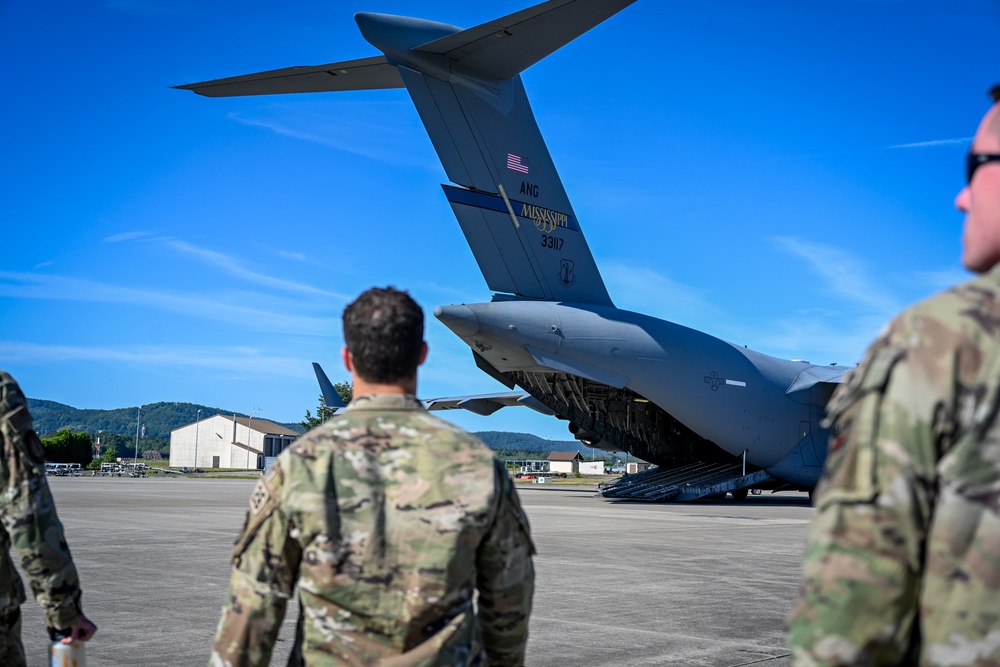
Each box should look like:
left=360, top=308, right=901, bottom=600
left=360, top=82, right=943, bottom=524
left=476, top=459, right=535, bottom=667
left=210, top=462, right=301, bottom=667
left=788, top=329, right=942, bottom=666
left=0, top=372, right=83, bottom=632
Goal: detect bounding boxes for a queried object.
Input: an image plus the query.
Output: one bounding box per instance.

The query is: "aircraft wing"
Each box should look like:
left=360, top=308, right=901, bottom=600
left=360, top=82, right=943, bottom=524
left=173, top=55, right=404, bottom=97
left=311, top=362, right=545, bottom=417
left=421, top=391, right=556, bottom=417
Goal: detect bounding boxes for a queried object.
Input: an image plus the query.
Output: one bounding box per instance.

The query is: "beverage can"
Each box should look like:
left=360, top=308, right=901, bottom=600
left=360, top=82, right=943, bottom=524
left=50, top=638, right=87, bottom=667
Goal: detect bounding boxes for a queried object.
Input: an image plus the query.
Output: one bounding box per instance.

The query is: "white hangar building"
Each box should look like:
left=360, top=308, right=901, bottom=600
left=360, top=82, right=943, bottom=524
left=547, top=451, right=585, bottom=474
left=170, top=415, right=299, bottom=470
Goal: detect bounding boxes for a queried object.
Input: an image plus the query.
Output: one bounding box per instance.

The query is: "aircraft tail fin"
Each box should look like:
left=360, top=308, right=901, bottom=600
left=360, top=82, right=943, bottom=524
left=177, top=0, right=633, bottom=306
left=312, top=363, right=347, bottom=409
left=357, top=1, right=630, bottom=306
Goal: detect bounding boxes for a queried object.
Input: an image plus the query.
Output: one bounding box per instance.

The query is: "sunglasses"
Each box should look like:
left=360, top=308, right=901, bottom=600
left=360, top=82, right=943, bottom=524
left=967, top=153, right=1000, bottom=184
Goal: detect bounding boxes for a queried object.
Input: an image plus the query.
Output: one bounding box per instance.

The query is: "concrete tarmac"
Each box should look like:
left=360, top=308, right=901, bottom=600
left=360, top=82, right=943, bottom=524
left=18, top=477, right=812, bottom=666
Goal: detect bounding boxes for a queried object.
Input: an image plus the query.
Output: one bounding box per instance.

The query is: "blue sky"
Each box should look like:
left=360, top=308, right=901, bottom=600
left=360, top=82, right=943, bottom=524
left=2, top=0, right=997, bottom=440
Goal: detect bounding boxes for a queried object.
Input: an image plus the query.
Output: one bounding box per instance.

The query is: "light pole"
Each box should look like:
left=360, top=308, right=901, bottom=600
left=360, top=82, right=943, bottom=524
left=134, top=405, right=142, bottom=469
left=246, top=412, right=253, bottom=470
left=194, top=409, right=202, bottom=470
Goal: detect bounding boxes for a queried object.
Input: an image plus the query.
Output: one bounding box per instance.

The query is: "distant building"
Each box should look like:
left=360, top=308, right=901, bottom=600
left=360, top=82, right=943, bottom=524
left=577, top=460, right=605, bottom=475
left=548, top=451, right=585, bottom=474
left=169, top=415, right=298, bottom=470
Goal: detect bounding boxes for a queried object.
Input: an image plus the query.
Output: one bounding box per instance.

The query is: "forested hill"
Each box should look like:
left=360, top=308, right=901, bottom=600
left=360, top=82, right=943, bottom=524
left=27, top=399, right=305, bottom=439
left=473, top=431, right=593, bottom=455
left=24, top=400, right=596, bottom=455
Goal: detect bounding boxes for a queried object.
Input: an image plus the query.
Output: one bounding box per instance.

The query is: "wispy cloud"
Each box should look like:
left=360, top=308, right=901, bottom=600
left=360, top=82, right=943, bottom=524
left=888, top=137, right=971, bottom=149
left=227, top=102, right=436, bottom=168
left=104, top=230, right=157, bottom=243
left=699, top=236, right=921, bottom=363
left=0, top=340, right=312, bottom=378
left=748, top=312, right=887, bottom=367
left=603, top=262, right=721, bottom=321
left=102, top=234, right=347, bottom=298
left=275, top=249, right=330, bottom=269
left=759, top=238, right=969, bottom=363
left=276, top=250, right=310, bottom=263
left=911, top=268, right=971, bottom=293
left=165, top=239, right=347, bottom=298
left=0, top=271, right=336, bottom=336
left=772, top=237, right=900, bottom=315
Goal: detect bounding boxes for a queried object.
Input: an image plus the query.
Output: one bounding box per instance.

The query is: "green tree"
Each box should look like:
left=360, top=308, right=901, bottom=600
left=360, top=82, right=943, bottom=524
left=40, top=429, right=93, bottom=466
left=300, top=381, right=352, bottom=431
left=333, top=381, right=353, bottom=405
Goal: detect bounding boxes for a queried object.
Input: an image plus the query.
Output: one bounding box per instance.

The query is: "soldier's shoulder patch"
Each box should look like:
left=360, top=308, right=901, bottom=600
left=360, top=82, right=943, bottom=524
left=248, top=464, right=283, bottom=515
left=232, top=468, right=285, bottom=562
left=249, top=478, right=272, bottom=516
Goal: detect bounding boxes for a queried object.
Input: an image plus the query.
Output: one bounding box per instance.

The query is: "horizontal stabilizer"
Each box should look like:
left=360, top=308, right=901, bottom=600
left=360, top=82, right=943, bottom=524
left=413, top=0, right=638, bottom=80
left=174, top=55, right=403, bottom=97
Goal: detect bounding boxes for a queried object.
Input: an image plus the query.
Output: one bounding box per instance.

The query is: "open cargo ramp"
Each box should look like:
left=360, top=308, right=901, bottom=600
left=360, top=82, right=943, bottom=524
left=598, top=462, right=774, bottom=502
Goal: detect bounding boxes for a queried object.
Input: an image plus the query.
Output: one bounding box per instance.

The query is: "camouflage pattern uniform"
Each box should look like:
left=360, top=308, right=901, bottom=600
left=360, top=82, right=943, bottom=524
left=788, top=266, right=1000, bottom=665
left=210, top=394, right=535, bottom=667
left=0, top=371, right=84, bottom=666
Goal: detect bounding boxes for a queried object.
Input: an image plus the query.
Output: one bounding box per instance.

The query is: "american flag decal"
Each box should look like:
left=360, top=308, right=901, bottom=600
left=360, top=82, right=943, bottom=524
left=507, top=153, right=529, bottom=174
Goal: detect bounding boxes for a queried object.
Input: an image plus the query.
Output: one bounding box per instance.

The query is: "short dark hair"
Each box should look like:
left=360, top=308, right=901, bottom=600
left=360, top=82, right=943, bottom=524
left=991, top=85, right=1000, bottom=104
left=343, top=287, right=424, bottom=383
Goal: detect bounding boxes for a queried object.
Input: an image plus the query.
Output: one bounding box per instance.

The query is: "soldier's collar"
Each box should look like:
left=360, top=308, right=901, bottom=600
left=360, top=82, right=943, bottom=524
left=345, top=394, right=424, bottom=411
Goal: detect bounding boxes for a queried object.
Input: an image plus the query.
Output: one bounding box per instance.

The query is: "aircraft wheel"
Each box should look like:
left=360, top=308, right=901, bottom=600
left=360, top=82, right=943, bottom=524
left=731, top=488, right=749, bottom=502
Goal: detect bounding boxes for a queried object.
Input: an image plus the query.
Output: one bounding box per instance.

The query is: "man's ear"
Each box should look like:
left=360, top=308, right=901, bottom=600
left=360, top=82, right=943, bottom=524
left=418, top=341, right=429, bottom=366
left=342, top=346, right=353, bottom=373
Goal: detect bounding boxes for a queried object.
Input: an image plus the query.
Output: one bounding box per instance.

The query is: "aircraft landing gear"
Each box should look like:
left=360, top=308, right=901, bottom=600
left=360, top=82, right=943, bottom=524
left=731, top=488, right=749, bottom=502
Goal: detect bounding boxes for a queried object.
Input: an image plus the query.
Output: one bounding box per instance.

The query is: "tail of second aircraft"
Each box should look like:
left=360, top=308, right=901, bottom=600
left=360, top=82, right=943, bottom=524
left=177, top=0, right=636, bottom=306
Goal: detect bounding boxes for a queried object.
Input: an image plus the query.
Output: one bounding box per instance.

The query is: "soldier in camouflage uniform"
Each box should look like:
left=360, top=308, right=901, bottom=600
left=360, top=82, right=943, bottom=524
left=0, top=371, right=97, bottom=666
left=788, top=86, right=1000, bottom=665
left=210, top=287, right=535, bottom=666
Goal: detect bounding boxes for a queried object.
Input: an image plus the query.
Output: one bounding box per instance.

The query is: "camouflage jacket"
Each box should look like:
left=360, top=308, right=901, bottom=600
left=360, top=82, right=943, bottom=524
left=210, top=394, right=535, bottom=667
left=788, top=265, right=1000, bottom=666
left=0, top=371, right=83, bottom=631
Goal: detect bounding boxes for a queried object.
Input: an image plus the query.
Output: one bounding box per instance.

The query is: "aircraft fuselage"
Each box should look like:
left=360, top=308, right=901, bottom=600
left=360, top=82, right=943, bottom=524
left=437, top=299, right=835, bottom=488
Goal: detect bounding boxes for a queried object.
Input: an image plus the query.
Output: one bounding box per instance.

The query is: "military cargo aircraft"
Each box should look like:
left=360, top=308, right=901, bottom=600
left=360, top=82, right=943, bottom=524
left=177, top=0, right=849, bottom=501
